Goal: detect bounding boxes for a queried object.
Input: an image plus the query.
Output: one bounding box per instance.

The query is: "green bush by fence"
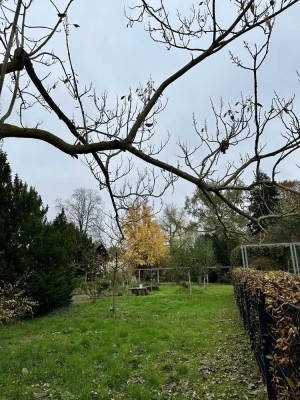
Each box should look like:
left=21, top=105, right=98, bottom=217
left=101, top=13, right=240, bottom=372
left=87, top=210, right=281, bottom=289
left=232, top=269, right=300, bottom=400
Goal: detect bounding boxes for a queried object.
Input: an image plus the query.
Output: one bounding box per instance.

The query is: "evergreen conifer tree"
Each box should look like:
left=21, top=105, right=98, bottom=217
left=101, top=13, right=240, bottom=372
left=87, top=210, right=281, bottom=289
left=248, top=171, right=280, bottom=235
left=28, top=210, right=76, bottom=313
left=0, top=150, right=13, bottom=279
left=0, top=150, right=80, bottom=314
left=1, top=175, right=47, bottom=282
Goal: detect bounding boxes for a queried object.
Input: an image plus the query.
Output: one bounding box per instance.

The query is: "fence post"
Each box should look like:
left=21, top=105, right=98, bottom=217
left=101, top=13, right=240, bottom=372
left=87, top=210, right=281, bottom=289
left=256, top=289, right=276, bottom=400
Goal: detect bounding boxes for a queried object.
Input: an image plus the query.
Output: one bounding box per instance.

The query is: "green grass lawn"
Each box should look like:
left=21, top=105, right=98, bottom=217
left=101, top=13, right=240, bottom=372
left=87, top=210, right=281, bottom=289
left=0, top=285, right=266, bottom=400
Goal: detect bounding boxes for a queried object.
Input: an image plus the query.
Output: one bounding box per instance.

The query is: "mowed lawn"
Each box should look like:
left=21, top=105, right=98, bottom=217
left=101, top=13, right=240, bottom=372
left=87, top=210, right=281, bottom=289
left=0, top=285, right=266, bottom=400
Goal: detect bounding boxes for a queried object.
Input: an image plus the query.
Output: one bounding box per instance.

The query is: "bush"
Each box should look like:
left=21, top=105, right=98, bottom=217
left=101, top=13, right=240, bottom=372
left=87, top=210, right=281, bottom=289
left=248, top=256, right=278, bottom=271
left=0, top=281, right=37, bottom=324
left=230, top=245, right=292, bottom=272
left=219, top=271, right=232, bottom=284
left=81, top=277, right=112, bottom=300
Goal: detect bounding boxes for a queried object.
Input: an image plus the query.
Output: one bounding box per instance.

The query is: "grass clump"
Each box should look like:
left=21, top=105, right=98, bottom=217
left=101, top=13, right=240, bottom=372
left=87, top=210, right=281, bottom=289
left=0, top=285, right=266, bottom=399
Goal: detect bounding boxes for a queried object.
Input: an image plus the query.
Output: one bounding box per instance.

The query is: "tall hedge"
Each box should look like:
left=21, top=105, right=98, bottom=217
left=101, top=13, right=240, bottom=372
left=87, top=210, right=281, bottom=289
left=233, top=269, right=300, bottom=399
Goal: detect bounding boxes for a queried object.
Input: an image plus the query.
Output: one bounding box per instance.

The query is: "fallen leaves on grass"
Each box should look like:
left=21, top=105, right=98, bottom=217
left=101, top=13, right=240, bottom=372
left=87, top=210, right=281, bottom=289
left=126, top=376, right=145, bottom=385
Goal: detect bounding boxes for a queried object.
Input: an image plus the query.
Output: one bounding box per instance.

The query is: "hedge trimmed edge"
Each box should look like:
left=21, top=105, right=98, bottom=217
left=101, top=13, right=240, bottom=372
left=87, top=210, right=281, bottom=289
left=232, top=269, right=300, bottom=400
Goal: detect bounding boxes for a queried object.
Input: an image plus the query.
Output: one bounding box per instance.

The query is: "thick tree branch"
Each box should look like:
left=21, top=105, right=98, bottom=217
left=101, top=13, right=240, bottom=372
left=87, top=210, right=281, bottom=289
left=0, top=0, right=23, bottom=96
left=0, top=123, right=121, bottom=154
left=24, top=54, right=83, bottom=142
left=0, top=47, right=25, bottom=76
left=23, top=54, right=123, bottom=233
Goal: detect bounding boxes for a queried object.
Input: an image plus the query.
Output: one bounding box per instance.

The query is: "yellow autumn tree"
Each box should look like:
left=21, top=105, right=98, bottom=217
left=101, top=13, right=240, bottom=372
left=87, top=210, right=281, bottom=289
left=122, top=202, right=168, bottom=270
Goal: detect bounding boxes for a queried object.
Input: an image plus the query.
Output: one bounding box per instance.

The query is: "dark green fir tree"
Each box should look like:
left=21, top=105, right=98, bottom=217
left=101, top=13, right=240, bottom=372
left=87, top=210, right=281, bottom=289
left=248, top=171, right=280, bottom=235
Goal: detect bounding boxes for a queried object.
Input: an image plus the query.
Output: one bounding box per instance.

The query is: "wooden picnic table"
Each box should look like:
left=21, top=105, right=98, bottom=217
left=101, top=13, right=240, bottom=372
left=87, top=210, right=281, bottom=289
left=129, top=286, right=149, bottom=296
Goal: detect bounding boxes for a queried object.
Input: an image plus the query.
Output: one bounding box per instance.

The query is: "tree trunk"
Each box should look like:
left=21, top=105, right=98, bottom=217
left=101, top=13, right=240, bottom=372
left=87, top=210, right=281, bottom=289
left=111, top=252, right=118, bottom=315
left=198, top=274, right=202, bottom=286
left=111, top=269, right=117, bottom=315
left=188, top=269, right=192, bottom=295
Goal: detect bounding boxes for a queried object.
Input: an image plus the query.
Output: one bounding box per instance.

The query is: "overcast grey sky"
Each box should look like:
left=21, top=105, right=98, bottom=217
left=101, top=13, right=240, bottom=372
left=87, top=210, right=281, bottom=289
left=2, top=1, right=300, bottom=220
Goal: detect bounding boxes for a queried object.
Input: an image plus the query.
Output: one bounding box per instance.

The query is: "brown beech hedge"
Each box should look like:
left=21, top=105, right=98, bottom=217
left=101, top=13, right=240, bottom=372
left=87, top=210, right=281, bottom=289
left=232, top=269, right=300, bottom=400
